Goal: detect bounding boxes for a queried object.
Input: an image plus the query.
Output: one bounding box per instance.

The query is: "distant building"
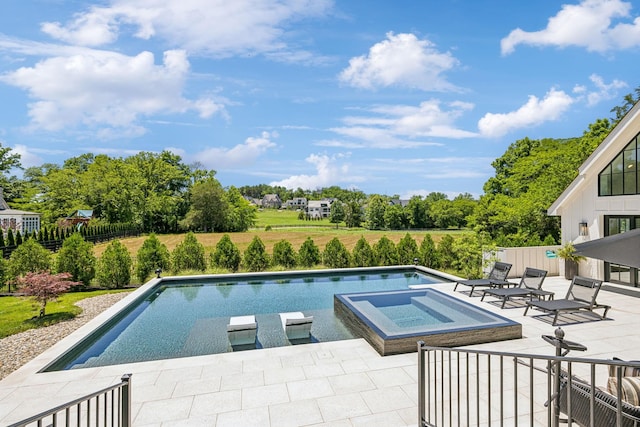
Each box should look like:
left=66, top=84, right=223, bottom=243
left=262, top=194, right=282, bottom=209
left=306, top=200, right=332, bottom=218
left=0, top=188, right=41, bottom=237
left=284, top=197, right=307, bottom=210
left=61, top=209, right=94, bottom=228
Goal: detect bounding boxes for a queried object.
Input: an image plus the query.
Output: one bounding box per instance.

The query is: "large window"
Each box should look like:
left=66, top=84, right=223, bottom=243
left=605, top=216, right=640, bottom=286
left=599, top=133, right=640, bottom=196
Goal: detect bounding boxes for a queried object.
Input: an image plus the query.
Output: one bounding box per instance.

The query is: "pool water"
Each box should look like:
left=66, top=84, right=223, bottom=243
left=46, top=268, right=448, bottom=371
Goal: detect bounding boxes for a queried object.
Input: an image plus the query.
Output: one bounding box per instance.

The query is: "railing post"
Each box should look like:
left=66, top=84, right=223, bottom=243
left=417, top=341, right=425, bottom=427
left=120, top=373, right=132, bottom=427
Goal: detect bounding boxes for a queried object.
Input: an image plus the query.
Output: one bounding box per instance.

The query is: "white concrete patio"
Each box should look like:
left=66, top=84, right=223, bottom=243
left=2, top=276, right=640, bottom=426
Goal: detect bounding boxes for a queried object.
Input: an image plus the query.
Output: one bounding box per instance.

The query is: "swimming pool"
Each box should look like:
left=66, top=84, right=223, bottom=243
left=44, top=266, right=451, bottom=371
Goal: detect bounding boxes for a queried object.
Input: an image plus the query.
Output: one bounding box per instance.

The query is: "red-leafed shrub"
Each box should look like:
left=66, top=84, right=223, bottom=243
left=18, top=272, right=80, bottom=317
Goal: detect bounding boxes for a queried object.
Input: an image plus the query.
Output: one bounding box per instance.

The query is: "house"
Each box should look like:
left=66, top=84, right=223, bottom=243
left=284, top=197, right=307, bottom=210
left=548, top=100, right=640, bottom=285
left=306, top=200, right=332, bottom=218
left=261, top=194, right=282, bottom=209
left=0, top=188, right=41, bottom=238
left=61, top=209, right=94, bottom=228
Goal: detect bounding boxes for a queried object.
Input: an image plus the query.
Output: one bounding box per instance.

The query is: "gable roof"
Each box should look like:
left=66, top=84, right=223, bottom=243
left=548, top=100, right=640, bottom=216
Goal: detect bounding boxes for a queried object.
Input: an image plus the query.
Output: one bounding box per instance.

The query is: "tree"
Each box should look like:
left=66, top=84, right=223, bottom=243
left=384, top=204, right=407, bottom=230
left=181, top=177, right=229, bottom=232
left=272, top=239, right=297, bottom=268
left=323, top=237, right=351, bottom=268
left=419, top=234, right=439, bottom=268
left=55, top=233, right=96, bottom=287
left=365, top=195, right=387, bottom=230
left=135, top=233, right=171, bottom=282
left=8, top=239, right=51, bottom=283
left=407, top=196, right=428, bottom=229
left=18, top=272, right=80, bottom=317
left=0, top=142, right=21, bottom=191
left=437, top=235, right=456, bottom=270
left=243, top=236, right=270, bottom=271
left=210, top=234, right=242, bottom=272
left=298, top=237, right=321, bottom=267
left=352, top=236, right=375, bottom=267
left=329, top=200, right=345, bottom=228
left=452, top=234, right=483, bottom=279
left=373, top=236, right=398, bottom=266
left=171, top=232, right=206, bottom=273
left=226, top=186, right=257, bottom=232
left=397, top=233, right=419, bottom=264
left=344, top=200, right=364, bottom=228
left=96, top=240, right=132, bottom=288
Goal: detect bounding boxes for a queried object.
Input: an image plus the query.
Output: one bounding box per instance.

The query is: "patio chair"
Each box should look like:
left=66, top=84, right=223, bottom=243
left=227, top=315, right=257, bottom=346
left=524, top=276, right=610, bottom=325
left=279, top=311, right=313, bottom=340
left=558, top=372, right=640, bottom=427
left=480, top=267, right=549, bottom=308
left=453, top=261, right=513, bottom=296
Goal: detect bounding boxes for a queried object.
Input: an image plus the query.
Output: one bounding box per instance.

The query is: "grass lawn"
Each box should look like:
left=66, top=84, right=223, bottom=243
left=0, top=289, right=131, bottom=339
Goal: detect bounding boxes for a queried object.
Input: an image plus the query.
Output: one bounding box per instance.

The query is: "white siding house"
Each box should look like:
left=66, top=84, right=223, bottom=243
left=548, top=101, right=640, bottom=284
left=0, top=189, right=41, bottom=238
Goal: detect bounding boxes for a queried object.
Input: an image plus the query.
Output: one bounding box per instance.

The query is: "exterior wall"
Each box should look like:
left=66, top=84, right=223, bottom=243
left=0, top=213, right=41, bottom=235
left=493, top=246, right=560, bottom=278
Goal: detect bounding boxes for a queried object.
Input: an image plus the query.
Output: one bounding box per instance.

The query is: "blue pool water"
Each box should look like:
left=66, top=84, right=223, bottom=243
left=45, top=268, right=448, bottom=371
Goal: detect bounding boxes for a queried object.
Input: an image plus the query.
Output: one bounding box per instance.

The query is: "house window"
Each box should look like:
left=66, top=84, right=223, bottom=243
left=599, top=134, right=640, bottom=196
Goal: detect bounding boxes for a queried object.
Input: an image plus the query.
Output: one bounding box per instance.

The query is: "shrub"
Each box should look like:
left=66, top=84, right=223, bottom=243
left=352, top=236, right=375, bottom=267
left=210, top=234, right=242, bottom=272
left=452, top=234, right=483, bottom=279
left=323, top=237, right=351, bottom=268
left=243, top=236, right=270, bottom=271
left=55, top=233, right=96, bottom=288
left=96, top=240, right=132, bottom=288
left=272, top=239, right=297, bottom=268
left=374, top=236, right=398, bottom=266
left=171, top=232, right=206, bottom=273
left=397, top=233, right=419, bottom=264
left=419, top=234, right=439, bottom=268
left=18, top=272, right=80, bottom=317
left=298, top=237, right=321, bottom=267
left=8, top=239, right=51, bottom=284
left=135, top=233, right=171, bottom=282
left=438, top=235, right=456, bottom=269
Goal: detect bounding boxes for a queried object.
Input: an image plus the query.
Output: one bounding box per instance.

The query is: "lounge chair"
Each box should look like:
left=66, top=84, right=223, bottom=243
left=453, top=261, right=513, bottom=296
left=227, top=315, right=257, bottom=346
left=279, top=311, right=313, bottom=340
left=481, top=267, right=550, bottom=308
left=524, top=276, right=610, bottom=325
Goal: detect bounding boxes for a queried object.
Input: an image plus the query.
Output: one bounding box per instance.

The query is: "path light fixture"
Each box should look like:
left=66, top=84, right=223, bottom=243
left=155, top=268, right=162, bottom=278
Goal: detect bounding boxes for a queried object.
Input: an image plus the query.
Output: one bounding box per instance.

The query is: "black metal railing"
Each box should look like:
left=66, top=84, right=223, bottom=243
left=418, top=330, right=640, bottom=427
left=7, top=374, right=132, bottom=427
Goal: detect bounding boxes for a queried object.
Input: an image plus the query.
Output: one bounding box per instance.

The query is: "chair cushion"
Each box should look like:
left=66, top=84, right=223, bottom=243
left=607, top=376, right=640, bottom=406
left=608, top=357, right=640, bottom=377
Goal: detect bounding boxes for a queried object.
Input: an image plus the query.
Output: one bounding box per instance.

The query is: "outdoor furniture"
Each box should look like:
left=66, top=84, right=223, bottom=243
left=227, top=315, right=257, bottom=346
left=481, top=267, right=549, bottom=308
left=279, top=311, right=313, bottom=340
left=453, top=261, right=513, bottom=296
left=524, top=276, right=610, bottom=325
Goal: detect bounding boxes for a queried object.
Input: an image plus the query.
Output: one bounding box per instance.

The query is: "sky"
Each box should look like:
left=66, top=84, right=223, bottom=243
left=0, top=0, right=639, bottom=199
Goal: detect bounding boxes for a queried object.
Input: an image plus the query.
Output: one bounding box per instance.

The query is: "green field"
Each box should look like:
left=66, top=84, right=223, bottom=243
left=253, top=208, right=333, bottom=227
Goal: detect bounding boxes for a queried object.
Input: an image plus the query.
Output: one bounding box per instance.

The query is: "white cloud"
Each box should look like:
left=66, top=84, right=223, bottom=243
left=0, top=49, right=226, bottom=136
left=11, top=144, right=44, bottom=168
left=330, top=100, right=476, bottom=148
left=501, top=0, right=640, bottom=55
left=339, top=32, right=460, bottom=91
left=477, top=89, right=574, bottom=138
left=40, top=0, right=333, bottom=59
left=584, top=74, right=627, bottom=106
left=191, top=131, right=277, bottom=169
left=270, top=153, right=358, bottom=189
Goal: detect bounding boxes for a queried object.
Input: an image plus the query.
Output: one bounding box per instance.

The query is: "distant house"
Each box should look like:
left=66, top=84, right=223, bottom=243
left=306, top=200, right=332, bottom=218
left=389, top=198, right=410, bottom=207
left=61, top=209, right=94, bottom=228
left=284, top=197, right=307, bottom=210
left=0, top=188, right=41, bottom=237
left=262, top=194, right=282, bottom=209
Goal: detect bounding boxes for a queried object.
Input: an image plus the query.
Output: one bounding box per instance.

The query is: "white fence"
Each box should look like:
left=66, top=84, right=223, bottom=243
left=488, top=245, right=561, bottom=278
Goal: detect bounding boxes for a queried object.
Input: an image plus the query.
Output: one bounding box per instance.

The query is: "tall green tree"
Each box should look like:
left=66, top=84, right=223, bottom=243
left=272, top=239, right=297, bottom=268
left=225, top=186, right=257, bottom=232
left=181, top=177, right=229, bottom=232
left=344, top=200, right=364, bottom=228
left=373, top=236, right=398, bottom=266
left=135, top=233, right=171, bottom=282
left=397, top=233, right=419, bottom=264
left=55, top=233, right=96, bottom=287
left=243, top=236, right=270, bottom=271
left=352, top=236, right=375, bottom=267
left=419, top=234, right=439, bottom=268
left=323, top=237, right=351, bottom=268
left=329, top=200, right=345, bottom=228
left=210, top=234, right=242, bottom=272
left=365, top=195, right=387, bottom=230
left=298, top=237, right=321, bottom=267
left=171, top=232, right=206, bottom=273
left=96, top=240, right=132, bottom=288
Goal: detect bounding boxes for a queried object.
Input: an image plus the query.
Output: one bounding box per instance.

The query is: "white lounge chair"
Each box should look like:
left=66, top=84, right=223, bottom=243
left=279, top=312, right=313, bottom=340
left=227, top=315, right=257, bottom=346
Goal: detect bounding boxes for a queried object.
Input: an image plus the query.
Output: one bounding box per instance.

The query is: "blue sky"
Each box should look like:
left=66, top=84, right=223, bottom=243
left=0, top=0, right=639, bottom=198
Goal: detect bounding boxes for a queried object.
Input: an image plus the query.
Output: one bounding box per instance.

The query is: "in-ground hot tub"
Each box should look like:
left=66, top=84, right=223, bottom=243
left=334, top=288, right=521, bottom=355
